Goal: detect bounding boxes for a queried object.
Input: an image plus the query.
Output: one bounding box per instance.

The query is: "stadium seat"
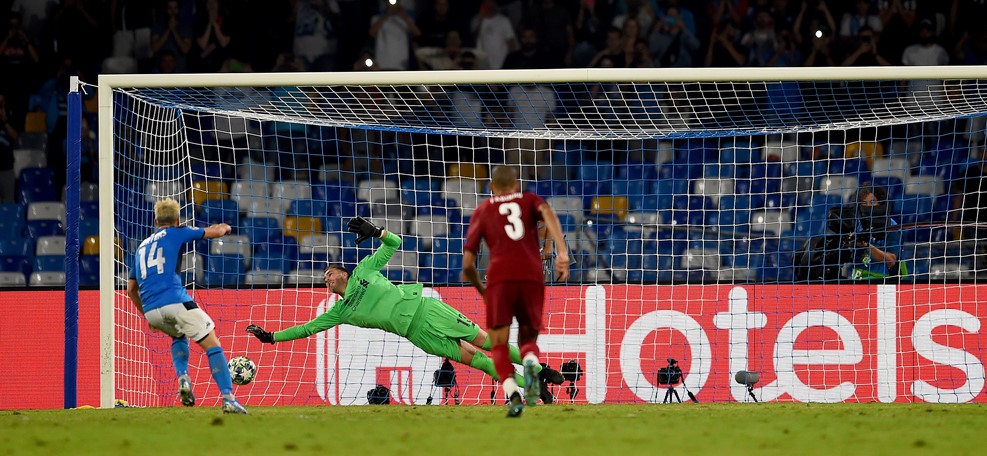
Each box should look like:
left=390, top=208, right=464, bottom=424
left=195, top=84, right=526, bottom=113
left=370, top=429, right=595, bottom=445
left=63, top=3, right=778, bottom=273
left=245, top=269, right=286, bottom=286
left=237, top=159, right=276, bottom=183
left=203, top=255, right=246, bottom=287
left=0, top=254, right=30, bottom=276
left=287, top=268, right=323, bottom=286
left=244, top=197, right=283, bottom=223
left=929, top=263, right=973, bottom=280
left=0, top=239, right=33, bottom=259
left=79, top=201, right=99, bottom=221
left=693, top=178, right=735, bottom=207
left=448, top=163, right=488, bottom=180
left=198, top=199, right=240, bottom=227
left=210, top=235, right=252, bottom=267
left=817, top=175, right=858, bottom=202
left=190, top=180, right=229, bottom=206
left=180, top=252, right=205, bottom=285
left=80, top=255, right=99, bottom=287
left=33, top=255, right=65, bottom=273
left=298, top=233, right=342, bottom=263
left=27, top=202, right=67, bottom=224
left=287, top=199, right=330, bottom=219
left=12, top=149, right=46, bottom=179
left=763, top=136, right=800, bottom=163
left=356, top=179, right=400, bottom=204
left=271, top=181, right=313, bottom=212
left=870, top=158, right=910, bottom=181
left=252, top=252, right=292, bottom=274
left=383, top=251, right=418, bottom=281
left=241, top=217, right=281, bottom=244
left=442, top=179, right=482, bottom=216
left=24, top=111, right=46, bottom=133
left=283, top=216, right=323, bottom=241
left=845, top=141, right=885, bottom=169
left=19, top=183, right=58, bottom=205
left=82, top=235, right=99, bottom=255
left=36, top=236, right=66, bottom=256
left=750, top=210, right=792, bottom=236
left=683, top=248, right=720, bottom=271
left=144, top=180, right=185, bottom=202
left=231, top=180, right=270, bottom=202
left=29, top=272, right=65, bottom=287
left=903, top=175, right=943, bottom=196
left=546, top=196, right=584, bottom=223
left=0, top=217, right=24, bottom=238
left=26, top=220, right=63, bottom=239
left=590, top=196, right=628, bottom=222
left=0, top=271, right=27, bottom=286
left=409, top=215, right=450, bottom=249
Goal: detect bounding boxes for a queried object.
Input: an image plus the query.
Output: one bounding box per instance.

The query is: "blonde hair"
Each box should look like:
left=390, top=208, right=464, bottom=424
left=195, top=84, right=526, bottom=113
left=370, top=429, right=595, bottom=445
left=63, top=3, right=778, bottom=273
left=154, top=198, right=181, bottom=226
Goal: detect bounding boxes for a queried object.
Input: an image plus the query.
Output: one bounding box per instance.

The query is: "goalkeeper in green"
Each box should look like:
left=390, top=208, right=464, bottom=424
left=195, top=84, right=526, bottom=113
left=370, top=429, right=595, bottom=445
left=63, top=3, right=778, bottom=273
left=246, top=216, right=553, bottom=388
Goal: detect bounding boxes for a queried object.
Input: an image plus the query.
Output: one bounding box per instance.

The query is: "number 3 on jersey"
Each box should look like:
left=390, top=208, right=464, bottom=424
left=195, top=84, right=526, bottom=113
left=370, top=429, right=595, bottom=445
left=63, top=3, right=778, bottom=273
left=499, top=202, right=525, bottom=240
left=137, top=242, right=166, bottom=279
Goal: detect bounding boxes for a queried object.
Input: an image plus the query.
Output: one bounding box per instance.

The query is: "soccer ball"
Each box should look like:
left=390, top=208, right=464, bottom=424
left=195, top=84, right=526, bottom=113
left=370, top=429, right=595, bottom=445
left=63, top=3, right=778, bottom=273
left=228, top=356, right=257, bottom=385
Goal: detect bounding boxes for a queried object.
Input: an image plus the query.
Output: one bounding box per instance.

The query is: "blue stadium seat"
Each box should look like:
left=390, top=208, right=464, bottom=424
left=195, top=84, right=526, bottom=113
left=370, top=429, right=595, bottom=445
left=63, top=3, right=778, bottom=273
left=613, top=179, right=656, bottom=197
left=26, top=220, right=64, bottom=239
left=0, top=204, right=23, bottom=222
left=788, top=161, right=827, bottom=177
left=894, top=194, right=934, bottom=225
left=0, top=255, right=30, bottom=276
left=658, top=163, right=700, bottom=180
left=252, top=253, right=292, bottom=274
left=191, top=163, right=229, bottom=179
left=385, top=269, right=413, bottom=283
left=199, top=199, right=240, bottom=228
left=810, top=193, right=844, bottom=209
left=80, top=202, right=99, bottom=221
left=749, top=163, right=783, bottom=179
left=720, top=144, right=756, bottom=163
left=871, top=176, right=904, bottom=200
left=241, top=217, right=280, bottom=245
left=80, top=219, right=99, bottom=239
left=0, top=239, right=33, bottom=259
left=0, top=218, right=24, bottom=238
left=578, top=162, right=613, bottom=182
left=18, top=167, right=54, bottom=188
left=203, top=255, right=246, bottom=288
left=794, top=208, right=827, bottom=237
left=80, top=255, right=99, bottom=287
left=703, top=163, right=736, bottom=178
left=312, top=181, right=358, bottom=205
left=33, top=255, right=65, bottom=273
left=286, top=199, right=329, bottom=219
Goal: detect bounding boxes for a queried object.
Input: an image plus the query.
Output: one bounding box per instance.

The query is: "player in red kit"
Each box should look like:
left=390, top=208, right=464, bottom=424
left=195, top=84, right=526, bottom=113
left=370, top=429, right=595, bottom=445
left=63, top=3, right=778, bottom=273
left=463, top=165, right=570, bottom=417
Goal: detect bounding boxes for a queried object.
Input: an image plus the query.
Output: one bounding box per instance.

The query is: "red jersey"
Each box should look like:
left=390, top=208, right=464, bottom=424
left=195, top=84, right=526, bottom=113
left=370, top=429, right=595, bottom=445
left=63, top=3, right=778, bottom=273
left=464, top=191, right=546, bottom=285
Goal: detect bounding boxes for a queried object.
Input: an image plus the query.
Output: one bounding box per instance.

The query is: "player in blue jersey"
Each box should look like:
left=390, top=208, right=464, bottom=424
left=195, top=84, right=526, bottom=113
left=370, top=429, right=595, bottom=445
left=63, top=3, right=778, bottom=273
left=126, top=198, right=247, bottom=414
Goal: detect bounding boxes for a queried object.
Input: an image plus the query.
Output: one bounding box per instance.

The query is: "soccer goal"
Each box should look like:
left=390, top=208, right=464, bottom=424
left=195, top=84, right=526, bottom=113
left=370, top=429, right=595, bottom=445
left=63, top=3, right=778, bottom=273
left=92, top=66, right=987, bottom=408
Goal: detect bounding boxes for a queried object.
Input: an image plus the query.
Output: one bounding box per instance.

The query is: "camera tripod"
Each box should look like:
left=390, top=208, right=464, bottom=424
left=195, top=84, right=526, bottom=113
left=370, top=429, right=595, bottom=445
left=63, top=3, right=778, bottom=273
left=661, top=384, right=681, bottom=403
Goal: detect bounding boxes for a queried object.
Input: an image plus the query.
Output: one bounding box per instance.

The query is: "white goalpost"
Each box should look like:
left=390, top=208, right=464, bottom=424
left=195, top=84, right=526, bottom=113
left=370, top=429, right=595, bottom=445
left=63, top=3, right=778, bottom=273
left=97, top=66, right=987, bottom=408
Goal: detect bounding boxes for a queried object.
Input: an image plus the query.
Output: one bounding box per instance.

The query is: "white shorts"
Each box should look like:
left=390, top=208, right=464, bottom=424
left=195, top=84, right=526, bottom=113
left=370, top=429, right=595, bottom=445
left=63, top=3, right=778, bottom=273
left=144, top=302, right=216, bottom=342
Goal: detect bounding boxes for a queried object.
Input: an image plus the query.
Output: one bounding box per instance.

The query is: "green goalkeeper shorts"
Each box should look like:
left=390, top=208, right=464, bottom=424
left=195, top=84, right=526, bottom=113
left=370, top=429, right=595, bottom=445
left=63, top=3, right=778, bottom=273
left=406, top=297, right=480, bottom=363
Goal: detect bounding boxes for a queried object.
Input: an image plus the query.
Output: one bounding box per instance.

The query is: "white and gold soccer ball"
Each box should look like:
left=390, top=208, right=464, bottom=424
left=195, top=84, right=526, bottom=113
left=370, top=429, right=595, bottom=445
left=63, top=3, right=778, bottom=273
left=228, top=356, right=257, bottom=385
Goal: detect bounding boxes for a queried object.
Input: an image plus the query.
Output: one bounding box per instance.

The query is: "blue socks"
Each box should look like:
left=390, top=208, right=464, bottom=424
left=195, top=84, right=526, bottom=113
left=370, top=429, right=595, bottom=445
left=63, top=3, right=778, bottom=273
left=171, top=338, right=190, bottom=377
left=206, top=346, right=234, bottom=396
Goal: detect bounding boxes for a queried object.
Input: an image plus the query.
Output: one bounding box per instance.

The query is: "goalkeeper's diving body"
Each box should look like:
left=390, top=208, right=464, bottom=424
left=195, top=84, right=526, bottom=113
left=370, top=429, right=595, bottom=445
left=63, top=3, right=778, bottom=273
left=246, top=216, right=561, bottom=390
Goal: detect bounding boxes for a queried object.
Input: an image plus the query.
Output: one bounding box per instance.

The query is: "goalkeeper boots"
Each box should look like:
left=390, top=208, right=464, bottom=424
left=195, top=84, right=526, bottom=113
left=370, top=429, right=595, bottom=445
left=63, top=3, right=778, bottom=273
left=506, top=391, right=524, bottom=418
left=523, top=359, right=541, bottom=406
left=178, top=375, right=195, bottom=407
left=222, top=398, right=248, bottom=415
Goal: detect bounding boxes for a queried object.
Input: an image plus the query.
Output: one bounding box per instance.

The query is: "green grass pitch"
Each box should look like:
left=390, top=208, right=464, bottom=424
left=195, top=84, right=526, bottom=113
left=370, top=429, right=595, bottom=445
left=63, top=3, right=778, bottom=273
left=2, top=403, right=985, bottom=455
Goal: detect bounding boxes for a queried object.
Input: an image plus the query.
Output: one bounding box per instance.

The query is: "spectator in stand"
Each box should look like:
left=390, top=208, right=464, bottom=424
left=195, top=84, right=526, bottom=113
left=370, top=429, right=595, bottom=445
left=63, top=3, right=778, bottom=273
left=416, top=30, right=484, bottom=70
left=192, top=0, right=234, bottom=73
left=521, top=0, right=575, bottom=67
left=589, top=28, right=629, bottom=68
left=704, top=18, right=746, bottom=67
left=839, top=0, right=882, bottom=48
left=273, top=51, right=307, bottom=72
left=503, top=26, right=548, bottom=69
left=794, top=1, right=837, bottom=67
left=657, top=0, right=696, bottom=35
left=153, top=50, right=178, bottom=73
left=901, top=19, right=948, bottom=67
left=842, top=25, right=890, bottom=66
left=472, top=0, right=516, bottom=70
left=768, top=27, right=801, bottom=66
left=33, top=57, right=80, bottom=190
left=293, top=0, right=339, bottom=71
left=741, top=9, right=777, bottom=66
left=0, top=13, right=41, bottom=117
left=11, top=0, right=56, bottom=47
left=0, top=94, right=16, bottom=204
left=708, top=0, right=747, bottom=27
left=51, top=0, right=102, bottom=69
left=953, top=30, right=987, bottom=66
left=369, top=0, right=421, bottom=70
left=876, top=0, right=917, bottom=64
left=418, top=0, right=467, bottom=49
left=572, top=0, right=608, bottom=68
left=151, top=0, right=193, bottom=73
left=649, top=6, right=700, bottom=67
left=612, top=0, right=658, bottom=37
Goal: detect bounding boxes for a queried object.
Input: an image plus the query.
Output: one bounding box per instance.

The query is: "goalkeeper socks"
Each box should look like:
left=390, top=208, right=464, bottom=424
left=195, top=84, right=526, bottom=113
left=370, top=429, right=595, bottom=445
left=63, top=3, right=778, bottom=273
left=491, top=344, right=515, bottom=386
left=502, top=377, right=520, bottom=399
left=480, top=339, right=523, bottom=365
left=171, top=338, right=190, bottom=377
left=469, top=351, right=498, bottom=379
left=206, top=346, right=234, bottom=396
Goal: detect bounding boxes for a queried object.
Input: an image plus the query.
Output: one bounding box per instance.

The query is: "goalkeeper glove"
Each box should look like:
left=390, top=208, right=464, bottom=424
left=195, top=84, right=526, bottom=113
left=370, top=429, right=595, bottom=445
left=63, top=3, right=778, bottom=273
left=347, top=216, right=383, bottom=244
left=246, top=324, right=275, bottom=344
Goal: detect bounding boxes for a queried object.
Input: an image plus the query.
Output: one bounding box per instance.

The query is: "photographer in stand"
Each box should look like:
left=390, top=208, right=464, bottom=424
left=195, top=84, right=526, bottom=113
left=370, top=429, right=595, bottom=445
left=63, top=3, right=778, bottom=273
left=829, top=185, right=905, bottom=281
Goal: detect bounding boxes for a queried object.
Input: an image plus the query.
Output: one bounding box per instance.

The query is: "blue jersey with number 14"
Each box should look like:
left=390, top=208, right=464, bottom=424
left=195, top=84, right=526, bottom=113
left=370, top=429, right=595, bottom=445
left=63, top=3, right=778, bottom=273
left=129, top=226, right=204, bottom=312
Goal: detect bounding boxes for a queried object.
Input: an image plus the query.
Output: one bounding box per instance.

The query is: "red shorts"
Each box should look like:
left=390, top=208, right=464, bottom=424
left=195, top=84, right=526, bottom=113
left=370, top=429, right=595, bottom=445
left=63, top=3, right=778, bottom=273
left=485, top=280, right=545, bottom=330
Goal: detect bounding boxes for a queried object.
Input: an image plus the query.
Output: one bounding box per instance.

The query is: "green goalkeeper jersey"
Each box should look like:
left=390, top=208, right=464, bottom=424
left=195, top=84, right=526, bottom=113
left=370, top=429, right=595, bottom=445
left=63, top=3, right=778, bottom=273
left=273, top=231, right=425, bottom=342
